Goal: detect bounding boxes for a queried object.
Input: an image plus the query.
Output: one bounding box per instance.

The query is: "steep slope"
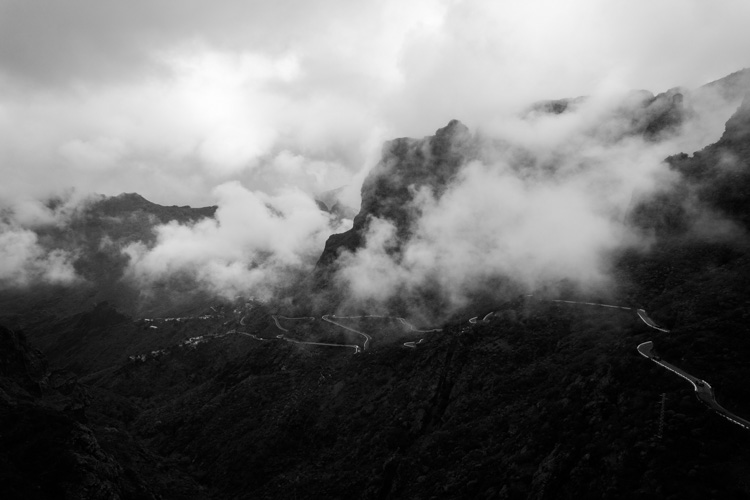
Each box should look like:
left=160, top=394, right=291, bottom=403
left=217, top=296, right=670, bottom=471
left=628, top=93, right=750, bottom=236
left=317, top=119, right=474, bottom=269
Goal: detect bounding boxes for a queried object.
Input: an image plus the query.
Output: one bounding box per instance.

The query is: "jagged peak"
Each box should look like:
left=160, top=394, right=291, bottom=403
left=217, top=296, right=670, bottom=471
left=115, top=192, right=147, bottom=200
left=435, top=119, right=469, bottom=138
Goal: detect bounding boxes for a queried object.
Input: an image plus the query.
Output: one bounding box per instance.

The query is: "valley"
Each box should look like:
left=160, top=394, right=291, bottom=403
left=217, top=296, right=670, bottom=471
left=2, top=68, right=750, bottom=498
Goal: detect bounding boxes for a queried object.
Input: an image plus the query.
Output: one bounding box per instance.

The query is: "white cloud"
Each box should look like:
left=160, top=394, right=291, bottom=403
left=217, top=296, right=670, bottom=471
left=0, top=226, right=78, bottom=288
left=59, top=136, right=126, bottom=171
left=332, top=87, right=742, bottom=315
left=0, top=0, right=747, bottom=209
left=122, top=181, right=348, bottom=299
left=0, top=0, right=748, bottom=307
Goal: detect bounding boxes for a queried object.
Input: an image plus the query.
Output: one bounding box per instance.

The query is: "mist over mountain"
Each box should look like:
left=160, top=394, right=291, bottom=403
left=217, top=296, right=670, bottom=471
left=312, top=70, right=750, bottom=320
left=0, top=192, right=218, bottom=319
left=2, top=66, right=750, bottom=499
left=5, top=69, right=745, bottom=322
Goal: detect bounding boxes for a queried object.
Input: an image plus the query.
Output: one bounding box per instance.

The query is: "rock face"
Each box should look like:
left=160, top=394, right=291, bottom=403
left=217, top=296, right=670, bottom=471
left=719, top=93, right=750, bottom=148
left=317, top=119, right=474, bottom=269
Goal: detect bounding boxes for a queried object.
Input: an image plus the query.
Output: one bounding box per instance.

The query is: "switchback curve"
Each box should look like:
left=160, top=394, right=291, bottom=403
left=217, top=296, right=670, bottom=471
left=638, top=341, right=750, bottom=431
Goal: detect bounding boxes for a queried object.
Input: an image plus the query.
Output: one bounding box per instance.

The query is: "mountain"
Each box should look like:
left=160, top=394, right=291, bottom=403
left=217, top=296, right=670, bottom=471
left=313, top=71, right=749, bottom=312
left=310, top=91, right=693, bottom=317
left=0, top=193, right=218, bottom=323
left=318, top=120, right=473, bottom=265
left=630, top=93, right=750, bottom=237
left=2, top=70, right=750, bottom=498
left=698, top=68, right=750, bottom=103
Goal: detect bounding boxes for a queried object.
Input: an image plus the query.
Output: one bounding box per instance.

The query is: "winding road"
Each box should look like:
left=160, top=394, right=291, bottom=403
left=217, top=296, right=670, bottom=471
left=403, top=339, right=426, bottom=349
left=266, top=313, right=443, bottom=351
left=551, top=299, right=632, bottom=311
left=270, top=315, right=361, bottom=353
left=271, top=315, right=315, bottom=333
left=139, top=294, right=748, bottom=433
left=319, top=314, right=440, bottom=348
left=234, top=330, right=268, bottom=342
left=638, top=341, right=750, bottom=431
left=526, top=296, right=748, bottom=431
left=635, top=309, right=670, bottom=332
left=141, top=296, right=747, bottom=431
left=468, top=314, right=495, bottom=324
left=547, top=298, right=667, bottom=332
left=396, top=317, right=442, bottom=333
left=321, top=315, right=372, bottom=351
left=276, top=334, right=361, bottom=354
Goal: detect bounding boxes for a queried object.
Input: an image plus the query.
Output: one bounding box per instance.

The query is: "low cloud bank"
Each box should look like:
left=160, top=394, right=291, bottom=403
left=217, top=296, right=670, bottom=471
left=0, top=80, right=746, bottom=316
left=0, top=225, right=78, bottom=288
left=332, top=86, right=747, bottom=316
left=0, top=182, right=349, bottom=306
left=122, top=181, right=350, bottom=301
left=0, top=192, right=95, bottom=289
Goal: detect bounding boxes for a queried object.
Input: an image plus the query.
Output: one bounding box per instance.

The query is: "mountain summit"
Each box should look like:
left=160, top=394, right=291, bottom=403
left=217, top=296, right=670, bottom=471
left=317, top=119, right=473, bottom=269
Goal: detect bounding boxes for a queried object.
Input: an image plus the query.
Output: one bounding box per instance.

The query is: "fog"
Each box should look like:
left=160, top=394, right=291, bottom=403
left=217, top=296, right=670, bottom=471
left=0, top=0, right=748, bottom=306
left=332, top=86, right=747, bottom=316
left=122, top=181, right=349, bottom=301
left=2, top=0, right=749, bottom=207
left=0, top=226, right=78, bottom=287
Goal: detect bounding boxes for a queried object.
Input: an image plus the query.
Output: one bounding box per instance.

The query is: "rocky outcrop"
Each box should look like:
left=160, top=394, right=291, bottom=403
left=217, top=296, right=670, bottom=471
left=316, top=119, right=474, bottom=269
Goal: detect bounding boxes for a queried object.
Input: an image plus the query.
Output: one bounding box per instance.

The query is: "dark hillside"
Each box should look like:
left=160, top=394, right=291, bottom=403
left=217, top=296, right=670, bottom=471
left=0, top=325, right=208, bottom=499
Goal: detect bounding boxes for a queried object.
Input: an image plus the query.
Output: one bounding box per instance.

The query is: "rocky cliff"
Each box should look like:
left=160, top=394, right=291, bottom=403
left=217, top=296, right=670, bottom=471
left=317, top=119, right=475, bottom=268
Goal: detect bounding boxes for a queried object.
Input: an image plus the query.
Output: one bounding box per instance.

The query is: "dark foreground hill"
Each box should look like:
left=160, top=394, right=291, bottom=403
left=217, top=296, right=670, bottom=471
left=0, top=325, right=209, bottom=499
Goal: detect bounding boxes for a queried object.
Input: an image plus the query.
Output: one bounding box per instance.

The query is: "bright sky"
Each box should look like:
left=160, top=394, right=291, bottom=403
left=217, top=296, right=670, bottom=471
left=1, top=0, right=748, bottom=207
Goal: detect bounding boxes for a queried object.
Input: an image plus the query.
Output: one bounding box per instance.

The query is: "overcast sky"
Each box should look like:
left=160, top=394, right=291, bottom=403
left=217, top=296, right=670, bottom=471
left=1, top=0, right=749, bottom=207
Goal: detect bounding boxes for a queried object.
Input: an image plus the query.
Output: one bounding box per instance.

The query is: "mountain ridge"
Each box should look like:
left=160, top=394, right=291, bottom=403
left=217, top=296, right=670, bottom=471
left=2, top=68, right=750, bottom=498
